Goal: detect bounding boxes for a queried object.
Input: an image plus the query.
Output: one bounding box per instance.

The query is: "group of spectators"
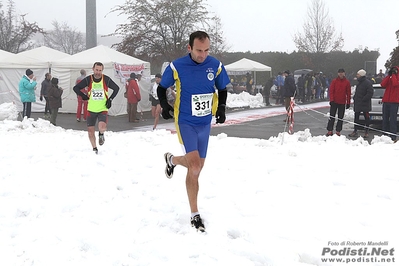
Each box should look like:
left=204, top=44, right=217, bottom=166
left=269, top=71, right=329, bottom=105
left=260, top=67, right=399, bottom=142
left=18, top=69, right=63, bottom=126
left=265, top=68, right=389, bottom=106
left=327, top=67, right=399, bottom=142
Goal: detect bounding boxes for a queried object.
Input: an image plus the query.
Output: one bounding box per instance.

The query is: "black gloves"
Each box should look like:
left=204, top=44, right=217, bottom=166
left=81, top=94, right=89, bottom=101
left=216, top=89, right=228, bottom=124
left=346, top=103, right=350, bottom=109
left=157, top=85, right=173, bottom=119
left=106, top=98, right=112, bottom=109
left=329, top=101, right=334, bottom=106
left=160, top=100, right=174, bottom=119
left=40, top=96, right=43, bottom=101
left=215, top=105, right=226, bottom=123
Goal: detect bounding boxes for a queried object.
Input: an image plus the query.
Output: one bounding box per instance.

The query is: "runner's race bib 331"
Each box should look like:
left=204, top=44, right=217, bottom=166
left=191, top=93, right=213, bottom=117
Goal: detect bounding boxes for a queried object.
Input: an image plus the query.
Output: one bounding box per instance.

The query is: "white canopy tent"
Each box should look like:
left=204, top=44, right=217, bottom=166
left=0, top=51, right=49, bottom=112
left=18, top=46, right=70, bottom=71
left=14, top=47, right=71, bottom=112
left=0, top=50, right=16, bottom=106
left=224, top=58, right=272, bottom=86
left=0, top=49, right=13, bottom=59
left=51, top=45, right=151, bottom=116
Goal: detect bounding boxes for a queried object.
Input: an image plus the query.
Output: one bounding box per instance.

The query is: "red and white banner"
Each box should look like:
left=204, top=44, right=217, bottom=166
left=114, top=63, right=145, bottom=79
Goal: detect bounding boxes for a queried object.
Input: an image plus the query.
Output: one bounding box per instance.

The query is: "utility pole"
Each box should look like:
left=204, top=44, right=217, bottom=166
left=86, top=0, right=97, bottom=49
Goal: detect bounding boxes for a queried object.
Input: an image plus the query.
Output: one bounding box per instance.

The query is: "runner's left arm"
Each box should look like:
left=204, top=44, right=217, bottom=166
left=218, top=89, right=227, bottom=106
left=105, top=76, right=120, bottom=100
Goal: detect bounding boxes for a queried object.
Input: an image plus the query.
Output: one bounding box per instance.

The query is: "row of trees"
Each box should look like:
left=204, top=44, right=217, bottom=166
left=109, top=0, right=227, bottom=70
left=0, top=0, right=85, bottom=54
left=223, top=48, right=380, bottom=86
left=108, top=0, right=381, bottom=78
left=0, top=0, right=398, bottom=77
left=0, top=0, right=43, bottom=53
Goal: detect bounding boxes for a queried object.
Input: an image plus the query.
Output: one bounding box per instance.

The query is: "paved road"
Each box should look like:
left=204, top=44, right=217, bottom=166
left=27, top=100, right=383, bottom=140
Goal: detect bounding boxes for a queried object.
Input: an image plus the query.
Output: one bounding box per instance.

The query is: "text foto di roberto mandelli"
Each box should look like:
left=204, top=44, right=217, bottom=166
left=328, top=241, right=390, bottom=246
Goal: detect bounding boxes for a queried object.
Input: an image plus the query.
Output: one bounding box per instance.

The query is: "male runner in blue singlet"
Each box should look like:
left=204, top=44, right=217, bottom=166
left=157, top=31, right=230, bottom=232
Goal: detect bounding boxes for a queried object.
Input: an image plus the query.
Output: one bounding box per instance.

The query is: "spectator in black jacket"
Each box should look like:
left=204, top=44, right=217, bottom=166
left=283, top=70, right=296, bottom=121
left=47, top=78, right=63, bottom=126
left=349, top=69, right=374, bottom=138
left=263, top=76, right=274, bottom=106
left=297, top=74, right=305, bottom=103
left=40, top=73, right=52, bottom=118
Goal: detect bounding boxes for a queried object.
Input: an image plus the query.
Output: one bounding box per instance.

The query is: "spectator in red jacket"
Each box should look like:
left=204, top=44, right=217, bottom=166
left=76, top=69, right=88, bottom=122
left=125, top=73, right=141, bottom=122
left=380, top=66, right=399, bottom=141
left=326, top=68, right=351, bottom=136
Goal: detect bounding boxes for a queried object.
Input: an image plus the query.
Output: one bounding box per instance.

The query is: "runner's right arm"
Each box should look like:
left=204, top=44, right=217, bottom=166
left=73, top=76, right=90, bottom=98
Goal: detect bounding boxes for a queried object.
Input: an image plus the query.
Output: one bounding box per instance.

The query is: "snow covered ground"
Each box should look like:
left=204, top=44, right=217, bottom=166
left=0, top=100, right=398, bottom=266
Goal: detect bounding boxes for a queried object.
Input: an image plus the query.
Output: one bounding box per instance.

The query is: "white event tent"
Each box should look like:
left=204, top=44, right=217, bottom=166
left=0, top=49, right=13, bottom=59
left=0, top=45, right=151, bottom=116
left=51, top=45, right=151, bottom=116
left=0, top=49, right=50, bottom=112
left=224, top=58, right=272, bottom=86
left=0, top=50, right=16, bottom=106
left=18, top=46, right=71, bottom=70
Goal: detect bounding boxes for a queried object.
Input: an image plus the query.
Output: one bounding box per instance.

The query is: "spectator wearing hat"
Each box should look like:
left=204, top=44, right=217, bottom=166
left=380, top=66, right=399, bottom=141
left=349, top=69, right=373, bottom=138
left=151, top=73, right=162, bottom=130
left=282, top=70, right=296, bottom=122
left=47, top=78, right=63, bottom=126
left=125, top=73, right=141, bottom=122
left=326, top=68, right=351, bottom=136
left=19, top=69, right=37, bottom=118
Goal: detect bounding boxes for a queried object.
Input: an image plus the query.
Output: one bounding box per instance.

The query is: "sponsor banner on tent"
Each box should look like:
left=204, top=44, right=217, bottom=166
left=227, top=71, right=249, bottom=76
left=114, top=63, right=145, bottom=80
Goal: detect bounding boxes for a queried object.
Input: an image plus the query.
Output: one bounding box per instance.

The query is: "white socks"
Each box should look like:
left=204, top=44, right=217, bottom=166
left=191, top=212, right=200, bottom=218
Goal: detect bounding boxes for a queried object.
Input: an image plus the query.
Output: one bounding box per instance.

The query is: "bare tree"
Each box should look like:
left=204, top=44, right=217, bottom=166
left=110, top=0, right=227, bottom=63
left=43, top=21, right=85, bottom=55
left=384, top=29, right=399, bottom=68
left=0, top=0, right=44, bottom=52
left=206, top=15, right=230, bottom=60
left=293, top=0, right=344, bottom=53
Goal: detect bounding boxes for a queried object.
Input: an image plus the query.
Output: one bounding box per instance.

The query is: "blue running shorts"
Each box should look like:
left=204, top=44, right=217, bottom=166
left=177, top=123, right=211, bottom=158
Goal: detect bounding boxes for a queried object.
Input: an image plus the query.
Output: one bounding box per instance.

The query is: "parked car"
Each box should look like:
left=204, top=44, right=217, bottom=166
left=364, top=83, right=399, bottom=125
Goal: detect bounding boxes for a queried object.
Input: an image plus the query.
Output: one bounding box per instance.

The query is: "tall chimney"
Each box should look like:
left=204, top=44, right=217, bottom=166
left=86, top=0, right=97, bottom=49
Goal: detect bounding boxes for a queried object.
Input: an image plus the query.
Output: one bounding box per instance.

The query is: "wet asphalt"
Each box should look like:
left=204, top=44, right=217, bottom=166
left=27, top=100, right=383, bottom=140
